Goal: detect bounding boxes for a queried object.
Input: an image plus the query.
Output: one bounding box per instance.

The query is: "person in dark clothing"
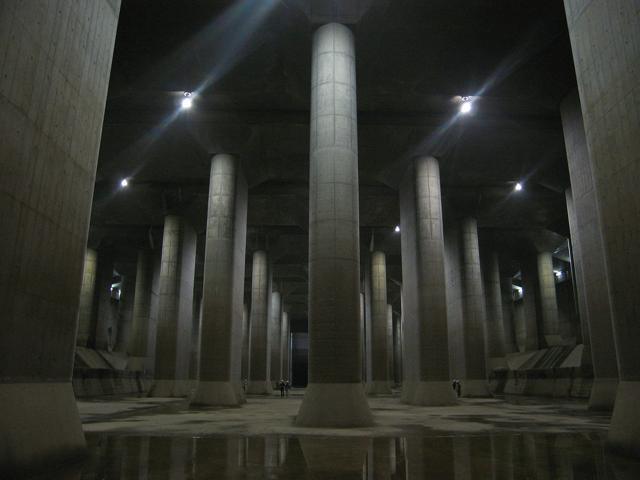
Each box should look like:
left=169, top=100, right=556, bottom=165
left=284, top=380, right=290, bottom=397
left=279, top=379, right=285, bottom=397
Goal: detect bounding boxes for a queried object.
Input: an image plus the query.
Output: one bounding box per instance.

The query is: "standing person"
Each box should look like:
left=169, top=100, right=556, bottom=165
left=279, top=379, right=285, bottom=397
left=284, top=380, right=290, bottom=397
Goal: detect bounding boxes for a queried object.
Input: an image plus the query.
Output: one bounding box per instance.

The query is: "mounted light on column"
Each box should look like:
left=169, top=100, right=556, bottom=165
left=394, top=225, right=400, bottom=233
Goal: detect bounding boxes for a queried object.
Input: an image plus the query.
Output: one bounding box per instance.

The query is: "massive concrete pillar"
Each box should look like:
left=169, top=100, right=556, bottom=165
left=241, top=304, right=250, bottom=382
left=483, top=251, right=506, bottom=367
left=500, top=275, right=518, bottom=354
left=114, top=273, right=135, bottom=352
left=150, top=215, right=196, bottom=397
left=366, top=251, right=391, bottom=394
left=444, top=221, right=466, bottom=380
left=565, top=192, right=591, bottom=347
left=280, top=310, right=290, bottom=381
left=460, top=218, right=489, bottom=396
left=247, top=250, right=272, bottom=394
left=564, top=0, right=640, bottom=455
left=0, top=1, right=120, bottom=471
left=128, top=250, right=153, bottom=358
left=77, top=249, right=98, bottom=347
left=562, top=93, right=618, bottom=411
left=394, top=308, right=403, bottom=385
left=94, top=250, right=116, bottom=351
left=192, top=154, right=247, bottom=406
left=296, top=23, right=373, bottom=427
left=400, top=156, right=457, bottom=405
left=269, top=291, right=282, bottom=385
left=537, top=251, right=561, bottom=346
left=520, top=257, right=540, bottom=351
left=387, top=304, right=394, bottom=388
left=363, top=254, right=374, bottom=385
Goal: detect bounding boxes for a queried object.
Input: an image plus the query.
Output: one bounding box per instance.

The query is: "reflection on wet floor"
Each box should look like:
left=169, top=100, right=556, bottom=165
left=50, top=432, right=640, bottom=479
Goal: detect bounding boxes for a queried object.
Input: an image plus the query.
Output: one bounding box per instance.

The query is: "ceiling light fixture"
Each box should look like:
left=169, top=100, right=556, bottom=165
left=460, top=96, right=472, bottom=114
left=181, top=91, right=193, bottom=109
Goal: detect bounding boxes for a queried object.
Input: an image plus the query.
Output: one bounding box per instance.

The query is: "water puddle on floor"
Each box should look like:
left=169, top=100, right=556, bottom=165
left=46, top=431, right=640, bottom=479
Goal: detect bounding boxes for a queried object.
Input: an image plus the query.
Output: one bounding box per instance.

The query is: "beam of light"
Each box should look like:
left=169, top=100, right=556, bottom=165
left=94, top=0, right=279, bottom=212
left=193, top=0, right=279, bottom=96
left=379, top=18, right=564, bottom=188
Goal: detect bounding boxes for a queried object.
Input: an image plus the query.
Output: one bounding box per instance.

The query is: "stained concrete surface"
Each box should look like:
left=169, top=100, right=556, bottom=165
left=40, top=395, right=640, bottom=479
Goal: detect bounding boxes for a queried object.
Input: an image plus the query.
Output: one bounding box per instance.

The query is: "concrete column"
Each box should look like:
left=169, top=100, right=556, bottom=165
left=247, top=250, right=272, bottom=394
left=77, top=249, right=98, bottom=347
left=562, top=93, right=618, bottom=411
left=537, top=251, right=561, bottom=346
left=192, top=154, right=247, bottom=405
left=128, top=250, right=153, bottom=358
left=189, top=294, right=202, bottom=382
left=400, top=156, right=457, bottom=405
left=394, top=309, right=403, bottom=386
left=269, top=291, right=282, bottom=385
left=483, top=252, right=506, bottom=368
left=280, top=310, right=290, bottom=381
left=366, top=251, right=391, bottom=394
left=360, top=292, right=367, bottom=380
left=500, top=275, right=518, bottom=354
left=564, top=0, right=640, bottom=453
left=520, top=257, right=540, bottom=351
left=363, top=254, right=373, bottom=385
left=114, top=273, right=135, bottom=352
left=295, top=23, right=372, bottom=427
left=241, top=304, right=250, bottom=382
left=460, top=218, right=489, bottom=396
left=94, top=250, right=116, bottom=351
left=0, top=1, right=120, bottom=471
left=444, top=221, right=466, bottom=380
left=565, top=192, right=590, bottom=347
left=387, top=304, right=394, bottom=388
left=150, top=215, right=196, bottom=397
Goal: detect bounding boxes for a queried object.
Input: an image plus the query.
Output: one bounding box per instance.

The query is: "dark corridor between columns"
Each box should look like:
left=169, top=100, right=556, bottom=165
left=291, top=333, right=308, bottom=388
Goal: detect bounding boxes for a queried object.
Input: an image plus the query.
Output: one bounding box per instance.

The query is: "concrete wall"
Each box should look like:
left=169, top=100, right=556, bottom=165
left=0, top=0, right=120, bottom=472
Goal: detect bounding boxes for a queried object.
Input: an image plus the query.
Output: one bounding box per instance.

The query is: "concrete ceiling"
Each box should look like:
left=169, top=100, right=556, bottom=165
left=90, top=0, right=577, bottom=322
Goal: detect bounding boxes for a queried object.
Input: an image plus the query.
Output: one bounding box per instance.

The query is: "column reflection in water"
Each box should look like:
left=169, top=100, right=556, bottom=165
left=54, top=432, right=640, bottom=479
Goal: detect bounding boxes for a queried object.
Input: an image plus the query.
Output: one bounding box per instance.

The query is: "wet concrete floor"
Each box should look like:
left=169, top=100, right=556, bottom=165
left=36, top=395, right=640, bottom=478
left=45, top=431, right=640, bottom=479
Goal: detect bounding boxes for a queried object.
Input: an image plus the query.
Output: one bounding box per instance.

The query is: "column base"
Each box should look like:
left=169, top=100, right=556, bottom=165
left=295, top=383, right=374, bottom=427
left=148, top=379, right=192, bottom=398
left=0, top=382, right=86, bottom=475
left=365, top=381, right=392, bottom=395
left=401, top=381, right=458, bottom=406
left=460, top=379, right=491, bottom=397
left=191, top=381, right=242, bottom=406
left=588, top=377, right=617, bottom=411
left=234, top=381, right=247, bottom=404
left=607, top=381, right=640, bottom=457
left=246, top=381, right=273, bottom=395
